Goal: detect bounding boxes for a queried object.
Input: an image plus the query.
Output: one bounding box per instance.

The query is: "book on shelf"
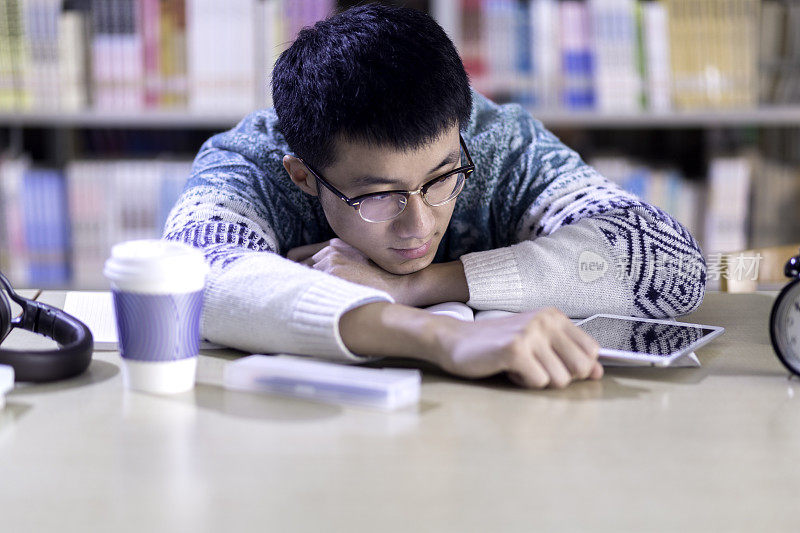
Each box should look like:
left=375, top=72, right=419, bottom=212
left=186, top=0, right=254, bottom=112
left=529, top=0, right=559, bottom=109
left=559, top=1, right=594, bottom=109
left=640, top=0, right=671, bottom=112
left=25, top=168, right=70, bottom=286
left=0, top=157, right=69, bottom=287
left=59, top=6, right=89, bottom=111
left=0, top=0, right=26, bottom=109
left=589, top=0, right=641, bottom=113
left=759, top=0, right=781, bottom=103
left=22, top=0, right=62, bottom=112
left=703, top=153, right=753, bottom=255
left=141, top=0, right=161, bottom=107
left=0, top=154, right=31, bottom=283
left=760, top=0, right=800, bottom=105
left=158, top=0, right=188, bottom=108
left=482, top=0, right=522, bottom=88
left=90, top=0, right=142, bottom=110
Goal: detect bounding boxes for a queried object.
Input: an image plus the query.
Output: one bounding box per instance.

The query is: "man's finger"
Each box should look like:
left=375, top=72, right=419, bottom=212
left=287, top=240, right=331, bottom=262
left=551, top=333, right=594, bottom=379
left=590, top=362, right=604, bottom=380
left=565, top=323, right=601, bottom=361
left=311, top=247, right=331, bottom=263
left=506, top=351, right=549, bottom=389
left=535, top=344, right=573, bottom=389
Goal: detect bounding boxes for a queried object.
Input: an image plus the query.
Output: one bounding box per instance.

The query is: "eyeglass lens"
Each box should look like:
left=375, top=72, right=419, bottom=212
left=358, top=172, right=466, bottom=222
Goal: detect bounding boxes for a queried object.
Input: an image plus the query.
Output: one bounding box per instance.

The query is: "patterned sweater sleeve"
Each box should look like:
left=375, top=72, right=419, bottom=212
left=459, top=107, right=707, bottom=318
left=162, top=111, right=393, bottom=361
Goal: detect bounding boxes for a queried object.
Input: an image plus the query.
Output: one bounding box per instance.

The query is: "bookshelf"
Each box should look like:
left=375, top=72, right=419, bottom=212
left=0, top=110, right=243, bottom=129
left=5, top=106, right=800, bottom=129
left=1, top=0, right=800, bottom=291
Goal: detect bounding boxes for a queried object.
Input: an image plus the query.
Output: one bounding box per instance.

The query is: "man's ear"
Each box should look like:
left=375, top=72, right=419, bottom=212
left=283, top=155, right=319, bottom=197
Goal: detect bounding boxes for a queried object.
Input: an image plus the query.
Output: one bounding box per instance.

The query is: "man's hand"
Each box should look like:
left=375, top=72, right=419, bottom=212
left=287, top=239, right=417, bottom=304
left=433, top=307, right=603, bottom=389
left=340, top=302, right=603, bottom=390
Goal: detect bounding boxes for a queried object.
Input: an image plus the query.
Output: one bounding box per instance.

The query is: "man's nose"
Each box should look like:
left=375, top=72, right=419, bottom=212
left=393, top=193, right=434, bottom=240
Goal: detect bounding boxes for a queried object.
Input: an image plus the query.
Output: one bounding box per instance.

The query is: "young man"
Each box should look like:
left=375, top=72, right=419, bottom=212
left=163, top=4, right=706, bottom=389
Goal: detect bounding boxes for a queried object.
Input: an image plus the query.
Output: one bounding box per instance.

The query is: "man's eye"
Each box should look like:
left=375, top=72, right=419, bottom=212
left=369, top=193, right=394, bottom=201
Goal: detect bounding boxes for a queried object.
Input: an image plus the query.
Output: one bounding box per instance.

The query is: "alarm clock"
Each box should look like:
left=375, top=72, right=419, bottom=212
left=769, top=250, right=800, bottom=376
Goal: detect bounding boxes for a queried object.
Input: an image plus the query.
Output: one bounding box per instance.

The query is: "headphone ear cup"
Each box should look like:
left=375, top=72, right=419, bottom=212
left=0, top=289, right=10, bottom=341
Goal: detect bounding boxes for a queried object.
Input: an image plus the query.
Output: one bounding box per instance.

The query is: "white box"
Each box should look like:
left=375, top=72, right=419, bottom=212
left=224, top=355, right=421, bottom=411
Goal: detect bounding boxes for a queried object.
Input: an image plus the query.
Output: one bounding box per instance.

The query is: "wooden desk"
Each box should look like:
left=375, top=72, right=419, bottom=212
left=1, top=291, right=798, bottom=532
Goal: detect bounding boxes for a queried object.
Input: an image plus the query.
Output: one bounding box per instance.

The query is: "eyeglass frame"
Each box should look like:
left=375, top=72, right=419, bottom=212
left=297, top=134, right=475, bottom=222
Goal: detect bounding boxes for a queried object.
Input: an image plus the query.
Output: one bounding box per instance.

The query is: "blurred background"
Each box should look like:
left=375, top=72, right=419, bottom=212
left=0, top=0, right=798, bottom=291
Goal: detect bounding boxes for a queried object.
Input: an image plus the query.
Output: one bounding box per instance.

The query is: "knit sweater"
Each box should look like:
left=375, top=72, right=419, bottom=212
left=163, top=89, right=707, bottom=362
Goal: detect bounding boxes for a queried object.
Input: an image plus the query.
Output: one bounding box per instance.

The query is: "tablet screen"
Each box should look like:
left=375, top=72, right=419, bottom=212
left=578, top=316, right=718, bottom=357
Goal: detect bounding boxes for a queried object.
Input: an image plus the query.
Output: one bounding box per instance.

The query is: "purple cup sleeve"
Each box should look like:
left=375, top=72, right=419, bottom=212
left=112, top=290, right=204, bottom=362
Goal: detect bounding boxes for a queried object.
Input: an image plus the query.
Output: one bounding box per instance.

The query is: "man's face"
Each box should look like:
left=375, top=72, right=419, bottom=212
left=311, top=126, right=461, bottom=275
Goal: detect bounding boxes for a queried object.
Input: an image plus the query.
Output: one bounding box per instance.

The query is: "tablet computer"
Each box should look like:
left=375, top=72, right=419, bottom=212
left=575, top=314, right=725, bottom=367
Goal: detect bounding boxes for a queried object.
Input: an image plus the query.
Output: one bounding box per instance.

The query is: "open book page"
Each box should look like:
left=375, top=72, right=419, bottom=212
left=474, top=309, right=518, bottom=321
left=422, top=304, right=519, bottom=322
left=63, top=292, right=119, bottom=350
left=64, top=291, right=225, bottom=351
left=423, top=302, right=474, bottom=321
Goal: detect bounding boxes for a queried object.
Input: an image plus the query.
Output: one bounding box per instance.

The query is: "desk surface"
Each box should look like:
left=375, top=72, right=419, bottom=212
left=1, top=291, right=798, bottom=533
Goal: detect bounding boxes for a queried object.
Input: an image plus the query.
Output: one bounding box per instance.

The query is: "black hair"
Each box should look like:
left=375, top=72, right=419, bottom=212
left=271, top=3, right=472, bottom=170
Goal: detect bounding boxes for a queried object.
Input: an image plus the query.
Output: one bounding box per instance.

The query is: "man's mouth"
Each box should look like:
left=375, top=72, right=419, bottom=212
left=390, top=238, right=433, bottom=260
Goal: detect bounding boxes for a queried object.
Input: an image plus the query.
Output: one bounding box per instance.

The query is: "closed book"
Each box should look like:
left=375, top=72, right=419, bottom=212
left=559, top=1, right=594, bottom=109
left=159, top=0, right=187, bottom=108
left=759, top=0, right=784, bottom=104
left=23, top=169, right=68, bottom=287
left=704, top=154, right=753, bottom=254
left=0, top=0, right=18, bottom=110
left=140, top=0, right=161, bottom=107
left=589, top=0, right=641, bottom=112
left=2, top=0, right=32, bottom=110
left=0, top=156, right=31, bottom=285
left=58, top=8, right=89, bottom=111
left=641, top=0, right=672, bottom=111
left=529, top=0, right=559, bottom=109
left=21, top=0, right=61, bottom=111
left=260, top=0, right=286, bottom=108
left=91, top=0, right=143, bottom=110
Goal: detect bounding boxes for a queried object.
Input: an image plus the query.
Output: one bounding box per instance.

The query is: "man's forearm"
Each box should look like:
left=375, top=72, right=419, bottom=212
left=339, top=300, right=604, bottom=389
left=406, top=260, right=470, bottom=307
left=339, top=301, right=456, bottom=363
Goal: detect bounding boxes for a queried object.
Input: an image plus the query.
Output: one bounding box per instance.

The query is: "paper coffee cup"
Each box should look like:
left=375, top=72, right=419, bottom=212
left=104, top=239, right=210, bottom=394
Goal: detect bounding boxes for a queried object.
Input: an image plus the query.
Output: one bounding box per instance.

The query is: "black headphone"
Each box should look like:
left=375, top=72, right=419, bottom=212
left=0, top=270, right=93, bottom=382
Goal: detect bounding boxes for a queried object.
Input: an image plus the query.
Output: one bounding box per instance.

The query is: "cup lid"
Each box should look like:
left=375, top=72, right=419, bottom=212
left=104, top=239, right=209, bottom=285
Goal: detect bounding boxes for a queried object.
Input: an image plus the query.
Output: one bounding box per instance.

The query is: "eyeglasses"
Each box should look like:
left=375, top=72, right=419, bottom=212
left=298, top=134, right=475, bottom=223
